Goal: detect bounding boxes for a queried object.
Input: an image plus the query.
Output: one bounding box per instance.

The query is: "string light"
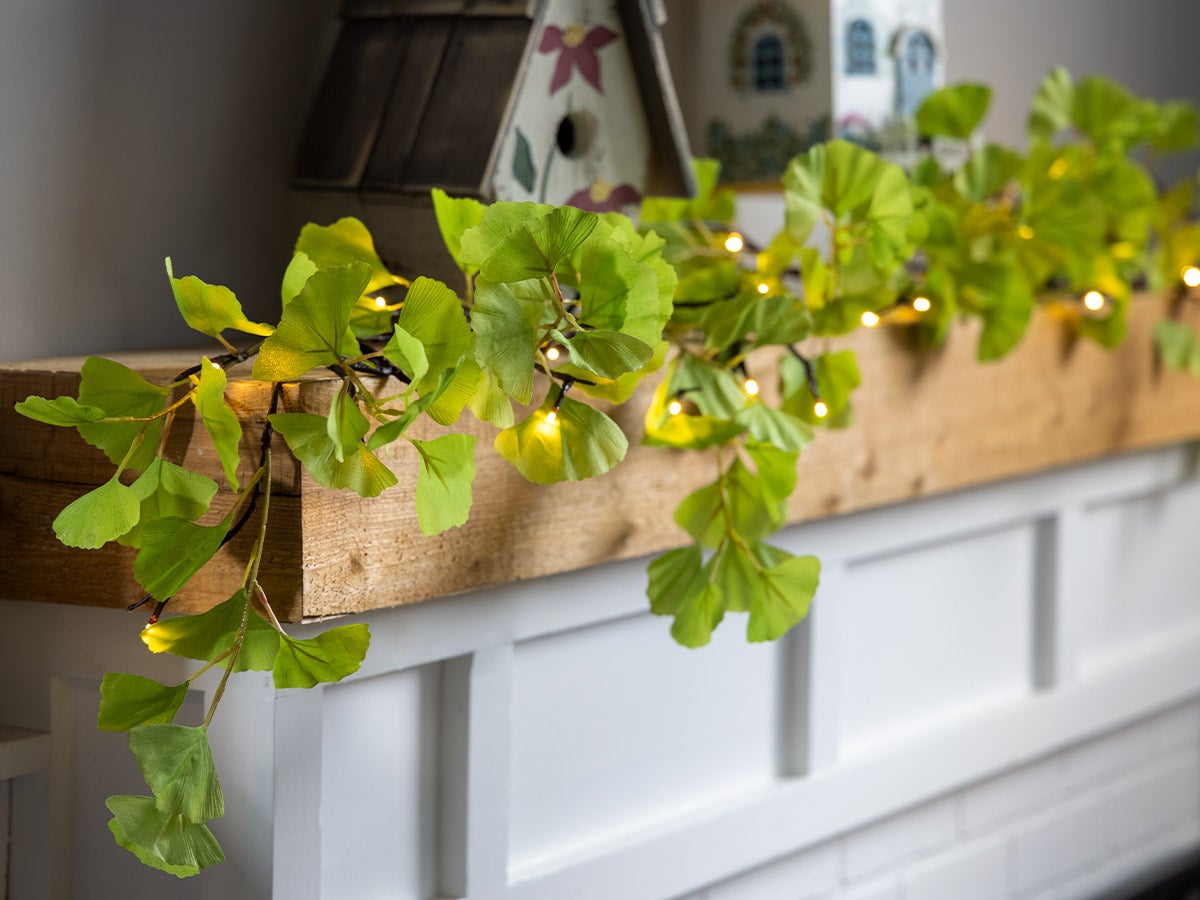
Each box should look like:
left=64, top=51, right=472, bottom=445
left=813, top=400, right=829, bottom=418
left=546, top=346, right=561, bottom=361
left=1183, top=266, right=1200, bottom=288
left=757, top=282, right=770, bottom=295
left=667, top=398, right=683, bottom=416
left=861, top=310, right=881, bottom=328
left=545, top=410, right=558, bottom=425
left=1082, top=290, right=1106, bottom=311
left=374, top=296, right=387, bottom=309
left=912, top=296, right=932, bottom=313
left=744, top=378, right=760, bottom=397
left=724, top=232, right=744, bottom=254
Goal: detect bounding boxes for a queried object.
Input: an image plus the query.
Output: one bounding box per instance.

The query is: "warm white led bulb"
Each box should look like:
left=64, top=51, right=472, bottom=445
left=744, top=378, right=760, bottom=397
left=724, top=233, right=744, bottom=254
left=667, top=398, right=683, bottom=416
left=374, top=296, right=387, bottom=309
left=912, top=296, right=932, bottom=313
left=757, top=282, right=770, bottom=295
left=546, top=346, right=561, bottom=361
left=545, top=410, right=558, bottom=426
left=813, top=400, right=829, bottom=418
left=861, top=310, right=881, bottom=328
left=1083, top=290, right=1105, bottom=311
left=1183, top=266, right=1200, bottom=288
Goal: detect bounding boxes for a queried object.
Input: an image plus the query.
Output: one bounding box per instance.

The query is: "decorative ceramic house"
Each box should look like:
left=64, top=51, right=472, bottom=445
left=664, top=0, right=944, bottom=183
left=293, top=0, right=693, bottom=280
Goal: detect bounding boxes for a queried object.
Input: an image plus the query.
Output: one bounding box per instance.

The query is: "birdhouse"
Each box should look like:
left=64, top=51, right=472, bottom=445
left=665, top=0, right=944, bottom=183
left=293, top=0, right=694, bottom=281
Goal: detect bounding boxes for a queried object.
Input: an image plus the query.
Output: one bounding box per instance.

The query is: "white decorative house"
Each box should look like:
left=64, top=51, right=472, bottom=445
left=664, top=0, right=945, bottom=182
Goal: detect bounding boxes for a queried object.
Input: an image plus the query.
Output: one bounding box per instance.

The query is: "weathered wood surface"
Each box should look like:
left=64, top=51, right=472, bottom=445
left=2, top=294, right=1200, bottom=621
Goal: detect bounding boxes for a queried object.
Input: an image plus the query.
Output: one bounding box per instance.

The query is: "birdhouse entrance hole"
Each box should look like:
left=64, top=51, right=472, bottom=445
left=556, top=111, right=595, bottom=159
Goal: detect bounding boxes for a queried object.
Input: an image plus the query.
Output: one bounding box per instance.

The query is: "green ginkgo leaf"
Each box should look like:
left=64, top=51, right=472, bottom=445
left=193, top=359, right=242, bottom=490
left=294, top=217, right=396, bottom=294
left=431, top=188, right=487, bottom=272
left=326, top=383, right=369, bottom=464
left=133, top=515, right=231, bottom=601
left=395, top=277, right=480, bottom=425
left=671, top=582, right=725, bottom=649
left=494, top=393, right=627, bottom=484
left=98, top=673, right=189, bottom=732
left=128, top=724, right=223, bottom=821
left=412, top=434, right=476, bottom=535
left=106, top=795, right=224, bottom=878
left=14, top=395, right=105, bottom=427
left=273, top=623, right=371, bottom=689
left=478, top=205, right=598, bottom=282
left=270, top=412, right=398, bottom=498
left=471, top=279, right=540, bottom=404
left=120, top=459, right=218, bottom=548
left=550, top=328, right=654, bottom=380
left=646, top=544, right=705, bottom=616
left=916, top=83, right=993, bottom=139
left=166, top=259, right=273, bottom=339
left=141, top=589, right=281, bottom=673
left=53, top=477, right=141, bottom=549
left=77, top=356, right=168, bottom=472
left=747, top=552, right=820, bottom=642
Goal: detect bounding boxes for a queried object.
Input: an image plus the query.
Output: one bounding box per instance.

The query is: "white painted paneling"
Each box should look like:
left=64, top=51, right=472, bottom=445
left=1075, top=481, right=1200, bottom=674
left=835, top=526, right=1034, bottom=759
left=508, top=612, right=780, bottom=871
left=320, top=667, right=440, bottom=900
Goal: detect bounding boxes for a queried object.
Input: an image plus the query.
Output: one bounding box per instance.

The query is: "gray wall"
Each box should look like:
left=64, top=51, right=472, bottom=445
left=1, top=2, right=1199, bottom=361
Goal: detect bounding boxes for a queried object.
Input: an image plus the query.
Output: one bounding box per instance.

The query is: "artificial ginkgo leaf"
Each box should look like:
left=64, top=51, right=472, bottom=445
left=193, top=360, right=241, bottom=489
left=735, top=403, right=813, bottom=453
left=281, top=251, right=318, bottom=307
left=646, top=544, right=705, bottom=616
left=954, top=144, right=1024, bottom=204
left=252, top=263, right=369, bottom=381
left=14, top=395, right=105, bottom=427
left=120, top=459, right=218, bottom=548
left=468, top=368, right=516, bottom=428
left=98, top=673, right=189, bottom=732
left=1028, top=66, right=1074, bottom=143
left=550, top=328, right=654, bottom=380
left=457, top=201, right=554, bottom=268
left=1154, top=319, right=1200, bottom=375
left=744, top=441, right=800, bottom=505
left=494, top=393, right=628, bottom=484
left=326, top=383, right=369, bottom=464
left=141, top=589, right=281, bottom=673
left=294, top=217, right=396, bottom=294
left=471, top=279, right=539, bottom=404
left=479, top=206, right=598, bottom=282
left=133, top=516, right=231, bottom=601
left=431, top=188, right=486, bottom=273
left=166, top=259, right=273, bottom=339
left=673, top=479, right=725, bottom=549
left=564, top=339, right=669, bottom=404
left=395, top=277, right=480, bottom=425
left=106, top=795, right=224, bottom=878
left=575, top=238, right=669, bottom=346
left=713, top=540, right=762, bottom=613
left=53, top=478, right=141, bottom=550
left=269, top=412, right=398, bottom=498
left=380, top=325, right=429, bottom=385
left=412, top=434, right=476, bottom=535
left=128, top=724, right=223, bottom=821
left=77, top=356, right=168, bottom=471
left=642, top=378, right=745, bottom=451
left=916, top=83, right=993, bottom=139
left=671, top=582, right=725, bottom=649
left=747, top=553, right=820, bottom=642
left=272, top=623, right=370, bottom=689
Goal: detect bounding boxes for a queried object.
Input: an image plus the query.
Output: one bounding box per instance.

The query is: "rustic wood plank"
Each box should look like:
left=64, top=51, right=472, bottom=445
left=2, top=294, right=1200, bottom=622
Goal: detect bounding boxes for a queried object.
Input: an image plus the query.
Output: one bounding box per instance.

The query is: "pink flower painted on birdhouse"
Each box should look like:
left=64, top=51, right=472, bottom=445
left=539, top=24, right=618, bottom=95
left=566, top=179, right=641, bottom=212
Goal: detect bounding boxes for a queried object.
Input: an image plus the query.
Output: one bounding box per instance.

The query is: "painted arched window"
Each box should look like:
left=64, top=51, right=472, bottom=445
left=754, top=34, right=786, bottom=91
left=895, top=29, right=936, bottom=117
left=729, top=1, right=812, bottom=92
left=846, top=19, right=875, bottom=75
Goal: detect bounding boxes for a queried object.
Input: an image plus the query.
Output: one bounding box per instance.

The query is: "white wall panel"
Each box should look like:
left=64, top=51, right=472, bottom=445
left=509, top=613, right=780, bottom=871
left=320, top=667, right=441, bottom=900
left=1075, top=481, right=1200, bottom=674
left=835, top=526, right=1035, bottom=759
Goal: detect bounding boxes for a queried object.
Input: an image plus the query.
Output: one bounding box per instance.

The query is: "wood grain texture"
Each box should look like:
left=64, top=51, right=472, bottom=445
left=3, top=294, right=1200, bottom=621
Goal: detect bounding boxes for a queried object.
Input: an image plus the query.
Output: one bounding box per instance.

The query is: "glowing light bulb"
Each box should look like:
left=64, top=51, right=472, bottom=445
left=545, top=410, right=558, bottom=425
left=757, top=282, right=770, bottom=295
left=861, top=310, right=881, bottom=328
left=912, top=296, right=932, bottom=313
left=724, top=232, right=744, bottom=254
left=208, top=360, right=221, bottom=370
left=668, top=398, right=683, bottom=416
left=744, top=378, right=760, bottom=397
left=1018, top=225, right=1035, bottom=241
left=1183, top=266, right=1200, bottom=288
left=1083, top=290, right=1105, bottom=311
left=813, top=400, right=829, bottom=418
left=374, top=296, right=387, bottom=309
left=546, top=346, right=561, bottom=361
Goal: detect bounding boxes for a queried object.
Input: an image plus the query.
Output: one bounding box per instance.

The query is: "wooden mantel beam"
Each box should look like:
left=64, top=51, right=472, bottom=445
left=3, top=293, right=1200, bottom=622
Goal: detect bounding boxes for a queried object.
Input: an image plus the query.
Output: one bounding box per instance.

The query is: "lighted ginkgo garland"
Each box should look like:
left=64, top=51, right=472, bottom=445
left=13, top=67, right=1200, bottom=877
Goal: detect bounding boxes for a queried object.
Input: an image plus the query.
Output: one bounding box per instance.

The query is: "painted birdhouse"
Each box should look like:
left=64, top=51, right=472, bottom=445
left=293, top=0, right=694, bottom=281
left=665, top=0, right=944, bottom=183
